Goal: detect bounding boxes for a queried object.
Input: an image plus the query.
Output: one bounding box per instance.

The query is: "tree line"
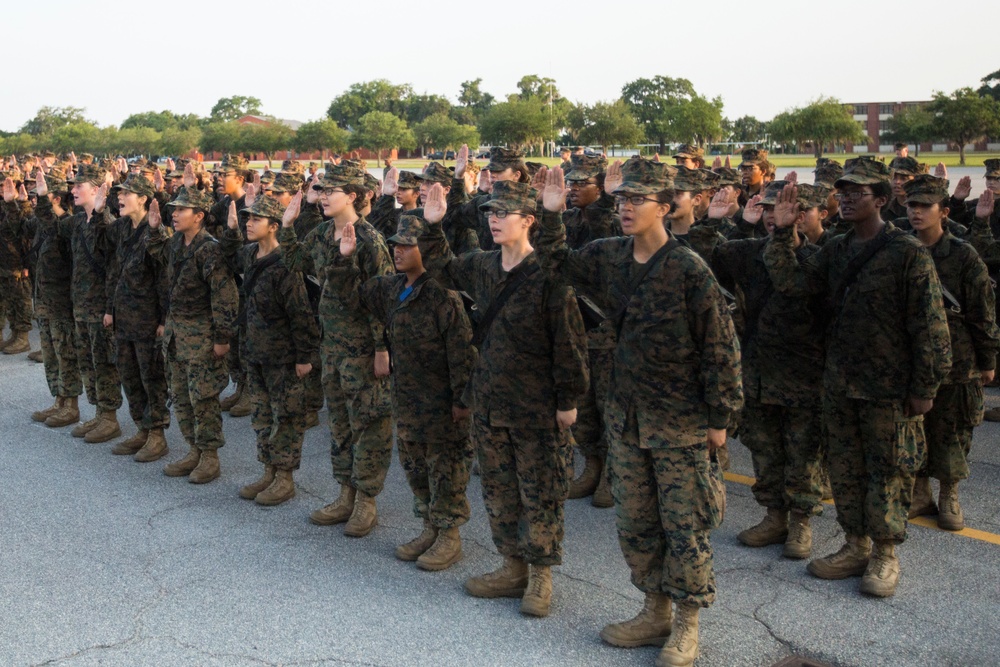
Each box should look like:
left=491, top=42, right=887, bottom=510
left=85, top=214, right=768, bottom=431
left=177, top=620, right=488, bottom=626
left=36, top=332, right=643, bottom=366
left=1, top=71, right=999, bottom=164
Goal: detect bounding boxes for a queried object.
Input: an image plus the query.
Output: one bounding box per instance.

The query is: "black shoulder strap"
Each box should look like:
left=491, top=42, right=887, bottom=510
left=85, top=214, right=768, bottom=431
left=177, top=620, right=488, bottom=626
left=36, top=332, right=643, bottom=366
left=472, top=262, right=540, bottom=347
left=237, top=249, right=284, bottom=325
left=831, top=227, right=902, bottom=307
left=615, top=238, right=681, bottom=335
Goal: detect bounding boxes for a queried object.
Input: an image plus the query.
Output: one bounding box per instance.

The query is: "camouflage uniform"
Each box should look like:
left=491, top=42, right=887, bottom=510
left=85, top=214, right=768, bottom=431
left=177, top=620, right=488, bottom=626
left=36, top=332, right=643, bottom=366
left=349, top=216, right=476, bottom=527
left=712, top=182, right=826, bottom=516
left=906, top=177, right=999, bottom=482
left=60, top=166, right=122, bottom=414
left=223, top=196, right=320, bottom=470
left=416, top=163, right=480, bottom=255
left=148, top=188, right=238, bottom=452
left=106, top=176, right=170, bottom=432
left=763, top=159, right=952, bottom=543
left=420, top=181, right=590, bottom=565
left=534, top=157, right=741, bottom=606
left=282, top=164, right=395, bottom=497
left=0, top=198, right=33, bottom=337
left=447, top=149, right=526, bottom=252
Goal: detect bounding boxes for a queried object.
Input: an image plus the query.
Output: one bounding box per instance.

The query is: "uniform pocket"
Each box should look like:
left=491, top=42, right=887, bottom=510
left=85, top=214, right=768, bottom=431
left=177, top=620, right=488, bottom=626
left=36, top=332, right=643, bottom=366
left=191, top=346, right=229, bottom=401
left=892, top=404, right=925, bottom=475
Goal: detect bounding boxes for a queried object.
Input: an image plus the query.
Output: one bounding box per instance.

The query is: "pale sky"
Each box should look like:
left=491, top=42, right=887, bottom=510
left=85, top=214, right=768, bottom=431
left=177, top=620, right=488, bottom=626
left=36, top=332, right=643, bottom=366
left=4, top=0, right=998, bottom=132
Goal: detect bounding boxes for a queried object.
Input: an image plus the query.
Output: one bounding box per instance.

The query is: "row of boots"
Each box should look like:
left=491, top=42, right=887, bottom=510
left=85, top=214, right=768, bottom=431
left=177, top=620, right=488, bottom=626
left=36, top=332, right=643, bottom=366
left=909, top=476, right=965, bottom=531
left=568, top=455, right=613, bottom=508
left=31, top=397, right=122, bottom=443
left=0, top=330, right=30, bottom=355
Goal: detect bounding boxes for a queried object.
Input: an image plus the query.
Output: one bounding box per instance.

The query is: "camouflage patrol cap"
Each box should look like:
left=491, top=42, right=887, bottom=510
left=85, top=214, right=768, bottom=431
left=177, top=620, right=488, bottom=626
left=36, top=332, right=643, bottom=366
left=614, top=157, right=677, bottom=195
left=79, top=153, right=95, bottom=163
left=260, top=170, right=276, bottom=186
left=66, top=164, right=108, bottom=186
left=486, top=147, right=526, bottom=172
left=140, top=162, right=160, bottom=176
left=673, top=166, right=713, bottom=192
left=526, top=162, right=545, bottom=177
left=241, top=194, right=287, bottom=222
left=99, top=158, right=116, bottom=171
left=984, top=159, right=1000, bottom=179
left=800, top=183, right=831, bottom=209
left=673, top=143, right=704, bottom=160
left=902, top=174, right=950, bottom=205
left=281, top=159, right=305, bottom=176
left=363, top=172, right=380, bottom=193
left=889, top=156, right=922, bottom=176
left=836, top=156, right=890, bottom=187
left=114, top=174, right=156, bottom=200
left=415, top=162, right=453, bottom=184
left=387, top=214, right=427, bottom=246
left=314, top=163, right=366, bottom=190
left=713, top=167, right=743, bottom=189
left=342, top=158, right=368, bottom=171
left=42, top=150, right=56, bottom=159
left=0, top=170, right=20, bottom=184
left=34, top=174, right=68, bottom=195
left=813, top=158, right=843, bottom=187
left=166, top=186, right=214, bottom=212
left=214, top=154, right=249, bottom=173
left=564, top=154, right=607, bottom=181
left=738, top=148, right=768, bottom=167
left=759, top=180, right=818, bottom=208
left=397, top=170, right=420, bottom=190
left=269, top=171, right=302, bottom=194
left=478, top=180, right=539, bottom=215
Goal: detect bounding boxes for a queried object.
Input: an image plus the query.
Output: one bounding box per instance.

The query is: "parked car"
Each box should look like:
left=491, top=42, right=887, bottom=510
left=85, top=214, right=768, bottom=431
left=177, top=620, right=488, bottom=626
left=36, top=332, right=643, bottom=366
left=426, top=151, right=445, bottom=160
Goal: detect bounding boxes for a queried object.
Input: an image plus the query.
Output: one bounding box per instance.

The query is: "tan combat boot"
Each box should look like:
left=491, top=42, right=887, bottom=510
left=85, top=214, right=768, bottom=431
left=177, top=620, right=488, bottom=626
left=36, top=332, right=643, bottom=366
left=189, top=449, right=220, bottom=484
left=228, top=390, right=253, bottom=418
left=84, top=411, right=122, bottom=443
left=592, top=469, right=614, bottom=508
left=112, top=429, right=149, bottom=456
left=255, top=469, right=296, bottom=506
left=304, top=411, right=319, bottom=429
left=737, top=507, right=788, bottom=547
left=343, top=491, right=378, bottom=537
left=218, top=383, right=243, bottom=412
left=783, top=511, right=813, bottom=560
left=600, top=592, right=673, bottom=648
left=520, top=565, right=553, bottom=617
left=417, top=527, right=462, bottom=571
left=937, top=482, right=964, bottom=531
left=657, top=603, right=700, bottom=667
left=27, top=349, right=43, bottom=363
left=134, top=428, right=168, bottom=463
left=807, top=534, right=871, bottom=579
left=982, top=406, right=1000, bottom=422
left=32, top=397, right=62, bottom=423
left=163, top=444, right=201, bottom=477
left=568, top=455, right=602, bottom=499
left=2, top=331, right=30, bottom=354
left=908, top=476, right=937, bottom=518
left=70, top=411, right=100, bottom=437
left=239, top=465, right=276, bottom=500
left=395, top=521, right=438, bottom=562
left=309, top=485, right=356, bottom=525
left=45, top=396, right=80, bottom=428
left=465, top=556, right=529, bottom=598
left=859, top=541, right=900, bottom=597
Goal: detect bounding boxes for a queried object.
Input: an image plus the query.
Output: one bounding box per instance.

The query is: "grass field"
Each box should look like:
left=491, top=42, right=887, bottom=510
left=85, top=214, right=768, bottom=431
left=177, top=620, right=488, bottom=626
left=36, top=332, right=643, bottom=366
left=239, top=151, right=1000, bottom=172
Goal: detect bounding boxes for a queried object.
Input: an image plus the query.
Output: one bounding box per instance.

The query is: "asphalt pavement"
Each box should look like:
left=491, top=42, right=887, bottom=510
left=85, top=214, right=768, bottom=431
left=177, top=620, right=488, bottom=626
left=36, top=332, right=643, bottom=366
left=0, top=330, right=997, bottom=667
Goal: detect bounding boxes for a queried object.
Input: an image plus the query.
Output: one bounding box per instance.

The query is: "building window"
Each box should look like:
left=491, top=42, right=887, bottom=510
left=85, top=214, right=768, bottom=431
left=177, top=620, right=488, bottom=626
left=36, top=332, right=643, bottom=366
left=854, top=104, right=868, bottom=115
left=879, top=120, right=891, bottom=131
left=879, top=103, right=894, bottom=114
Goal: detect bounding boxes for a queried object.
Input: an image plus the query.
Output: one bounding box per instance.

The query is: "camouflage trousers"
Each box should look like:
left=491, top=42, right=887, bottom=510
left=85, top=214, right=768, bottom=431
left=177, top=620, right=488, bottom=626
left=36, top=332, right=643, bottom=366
left=398, top=437, right=473, bottom=529
left=0, top=275, right=33, bottom=333
left=116, top=337, right=170, bottom=431
left=247, top=362, right=306, bottom=471
left=572, top=346, right=613, bottom=461
left=322, top=349, right=392, bottom=496
left=304, top=364, right=324, bottom=412
left=823, top=392, right=925, bottom=544
left=75, top=321, right=123, bottom=412
left=167, top=340, right=228, bottom=451
left=472, top=415, right=573, bottom=566
left=607, top=412, right=724, bottom=607
left=921, top=382, right=982, bottom=483
left=37, top=316, right=81, bottom=398
left=741, top=397, right=823, bottom=516
left=228, top=325, right=245, bottom=386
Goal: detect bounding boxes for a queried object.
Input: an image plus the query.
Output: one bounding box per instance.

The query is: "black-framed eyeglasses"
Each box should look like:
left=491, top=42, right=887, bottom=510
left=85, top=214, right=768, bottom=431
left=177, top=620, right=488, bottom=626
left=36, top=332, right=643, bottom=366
left=320, top=187, right=344, bottom=196
left=489, top=210, right=527, bottom=219
left=615, top=194, right=659, bottom=207
left=567, top=180, right=598, bottom=188
left=833, top=191, right=874, bottom=202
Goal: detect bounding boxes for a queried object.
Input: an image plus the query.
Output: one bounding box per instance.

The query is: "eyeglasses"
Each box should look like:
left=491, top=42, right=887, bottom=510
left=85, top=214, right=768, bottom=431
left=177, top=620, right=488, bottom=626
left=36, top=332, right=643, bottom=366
left=567, top=180, right=597, bottom=188
left=320, top=187, right=344, bottom=196
left=615, top=194, right=659, bottom=207
left=833, top=192, right=875, bottom=202
left=489, top=210, right=527, bottom=219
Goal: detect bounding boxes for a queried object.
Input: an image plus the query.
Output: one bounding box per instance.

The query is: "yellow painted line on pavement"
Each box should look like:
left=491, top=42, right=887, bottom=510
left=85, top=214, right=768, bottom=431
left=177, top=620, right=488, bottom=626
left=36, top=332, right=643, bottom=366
left=722, top=472, right=1000, bottom=547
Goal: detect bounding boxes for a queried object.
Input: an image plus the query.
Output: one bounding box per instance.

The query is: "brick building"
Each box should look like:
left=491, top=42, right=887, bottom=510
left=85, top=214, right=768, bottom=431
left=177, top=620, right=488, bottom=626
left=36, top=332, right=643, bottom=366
left=843, top=101, right=995, bottom=154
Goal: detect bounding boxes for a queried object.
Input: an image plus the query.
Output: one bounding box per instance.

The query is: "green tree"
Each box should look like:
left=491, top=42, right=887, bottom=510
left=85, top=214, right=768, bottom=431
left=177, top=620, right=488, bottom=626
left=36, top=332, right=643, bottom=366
left=458, top=78, right=495, bottom=117
left=412, top=113, right=479, bottom=154
left=405, top=93, right=453, bottom=125
left=673, top=95, right=725, bottom=147
left=49, top=122, right=102, bottom=154
left=578, top=101, right=643, bottom=154
left=620, top=76, right=699, bottom=152
left=159, top=126, right=203, bottom=157
left=514, top=75, right=571, bottom=148
left=209, top=96, right=263, bottom=122
left=20, top=106, right=91, bottom=136
left=240, top=122, right=296, bottom=167
left=928, top=88, right=1000, bottom=165
left=327, top=80, right=412, bottom=130
left=768, top=97, right=868, bottom=158
left=883, top=106, right=935, bottom=157
left=199, top=121, right=243, bottom=155
left=478, top=99, right=550, bottom=153
left=0, top=133, right=37, bottom=155
left=978, top=69, right=1000, bottom=102
left=113, top=126, right=162, bottom=156
left=121, top=110, right=201, bottom=131
left=349, top=111, right=415, bottom=166
left=726, top=115, right=769, bottom=145
left=293, top=119, right=349, bottom=160
left=563, top=103, right=588, bottom=145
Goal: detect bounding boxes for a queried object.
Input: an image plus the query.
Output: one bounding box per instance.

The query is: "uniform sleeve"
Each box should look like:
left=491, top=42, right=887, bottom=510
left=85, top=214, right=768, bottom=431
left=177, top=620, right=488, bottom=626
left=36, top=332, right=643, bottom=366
left=968, top=214, right=1000, bottom=265
left=904, top=246, right=952, bottom=399
left=368, top=195, right=399, bottom=239
left=281, top=269, right=321, bottom=365
left=358, top=231, right=394, bottom=352
left=357, top=273, right=392, bottom=325
left=220, top=227, right=247, bottom=274
left=762, top=227, right=829, bottom=297
left=961, top=253, right=1000, bottom=371
left=201, top=245, right=239, bottom=346
left=439, top=290, right=475, bottom=408
left=104, top=220, right=122, bottom=315
left=447, top=178, right=481, bottom=232
left=547, top=283, right=590, bottom=412
left=420, top=218, right=483, bottom=297
left=277, top=225, right=318, bottom=276
left=535, top=207, right=614, bottom=303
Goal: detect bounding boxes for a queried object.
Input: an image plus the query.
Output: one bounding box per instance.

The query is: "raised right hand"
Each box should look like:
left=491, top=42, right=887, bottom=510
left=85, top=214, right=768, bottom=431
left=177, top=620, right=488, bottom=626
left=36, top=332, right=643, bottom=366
left=148, top=200, right=162, bottom=229
left=282, top=191, right=302, bottom=228
left=183, top=162, right=196, bottom=188
left=35, top=168, right=48, bottom=197
left=227, top=201, right=238, bottom=230
left=1, top=178, right=15, bottom=203
left=977, top=189, right=995, bottom=220
left=455, top=144, right=469, bottom=178
left=743, top=194, right=764, bottom=225
left=954, top=176, right=972, bottom=201
left=604, top=160, right=623, bottom=196
left=382, top=167, right=399, bottom=196
left=423, top=183, right=447, bottom=224
left=339, top=221, right=357, bottom=256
